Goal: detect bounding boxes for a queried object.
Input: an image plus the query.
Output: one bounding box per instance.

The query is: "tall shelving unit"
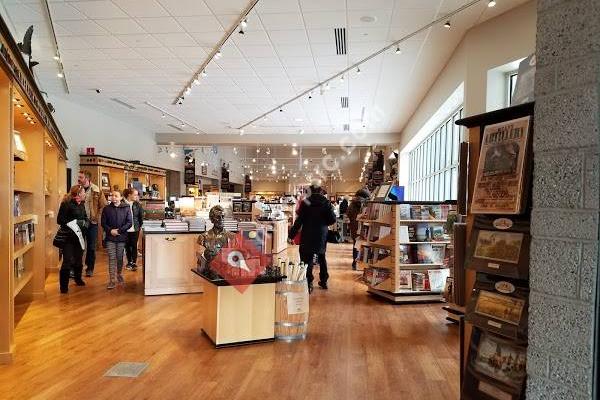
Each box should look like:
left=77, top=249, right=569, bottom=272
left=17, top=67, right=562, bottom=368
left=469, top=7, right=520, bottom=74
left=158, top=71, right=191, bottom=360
left=0, top=15, right=68, bottom=363
left=358, top=201, right=455, bottom=303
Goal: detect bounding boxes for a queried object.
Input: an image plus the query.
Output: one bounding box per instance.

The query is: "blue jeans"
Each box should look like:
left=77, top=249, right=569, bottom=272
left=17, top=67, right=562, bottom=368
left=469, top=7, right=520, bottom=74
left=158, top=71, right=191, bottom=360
left=85, top=223, right=99, bottom=272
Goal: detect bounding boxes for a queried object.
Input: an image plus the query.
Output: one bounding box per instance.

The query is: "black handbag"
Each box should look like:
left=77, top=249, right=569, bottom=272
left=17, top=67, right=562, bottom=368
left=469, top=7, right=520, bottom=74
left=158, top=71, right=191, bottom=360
left=53, top=227, right=69, bottom=248
left=327, top=230, right=341, bottom=244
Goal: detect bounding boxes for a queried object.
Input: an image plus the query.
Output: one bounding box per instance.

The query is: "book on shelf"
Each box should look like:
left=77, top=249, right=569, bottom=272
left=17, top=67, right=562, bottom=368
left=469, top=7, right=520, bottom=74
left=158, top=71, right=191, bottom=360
left=373, top=248, right=391, bottom=264
left=416, top=243, right=446, bottom=264
left=14, top=256, right=24, bottom=278
left=242, top=201, right=252, bottom=213
left=428, top=269, right=449, bottom=292
left=412, top=272, right=431, bottom=291
left=232, top=202, right=242, bottom=213
left=399, top=225, right=410, bottom=242
left=397, top=270, right=412, bottom=290
left=398, top=244, right=412, bottom=264
left=14, top=222, right=35, bottom=249
left=14, top=193, right=21, bottom=217
left=398, top=204, right=411, bottom=219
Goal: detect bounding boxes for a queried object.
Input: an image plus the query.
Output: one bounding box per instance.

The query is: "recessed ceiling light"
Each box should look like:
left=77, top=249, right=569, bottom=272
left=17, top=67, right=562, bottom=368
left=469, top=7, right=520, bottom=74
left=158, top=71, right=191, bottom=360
left=488, top=0, right=496, bottom=7
left=360, top=16, right=377, bottom=23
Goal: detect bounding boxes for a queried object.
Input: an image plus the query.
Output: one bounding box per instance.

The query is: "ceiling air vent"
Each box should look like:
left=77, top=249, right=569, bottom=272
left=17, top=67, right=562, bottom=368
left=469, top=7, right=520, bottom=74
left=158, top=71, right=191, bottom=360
left=340, top=96, right=349, bottom=108
left=334, top=28, right=346, bottom=55
left=110, top=97, right=136, bottom=110
left=167, top=123, right=184, bottom=131
left=343, top=124, right=350, bottom=131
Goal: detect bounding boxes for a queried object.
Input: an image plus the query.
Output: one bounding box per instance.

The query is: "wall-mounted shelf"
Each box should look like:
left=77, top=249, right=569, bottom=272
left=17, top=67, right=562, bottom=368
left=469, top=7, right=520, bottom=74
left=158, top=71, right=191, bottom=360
left=13, top=271, right=33, bottom=297
left=14, top=214, right=35, bottom=224
left=13, top=242, right=35, bottom=260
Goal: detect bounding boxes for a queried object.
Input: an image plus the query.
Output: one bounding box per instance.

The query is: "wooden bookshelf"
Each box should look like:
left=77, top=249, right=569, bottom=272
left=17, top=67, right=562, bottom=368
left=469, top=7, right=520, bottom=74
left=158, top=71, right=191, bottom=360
left=358, top=201, right=456, bottom=303
left=0, top=13, right=68, bottom=364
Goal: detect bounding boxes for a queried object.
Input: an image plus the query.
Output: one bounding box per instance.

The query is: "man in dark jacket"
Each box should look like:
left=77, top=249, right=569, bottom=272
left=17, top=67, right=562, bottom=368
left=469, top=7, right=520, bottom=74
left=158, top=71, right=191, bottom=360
left=347, top=188, right=371, bottom=270
left=339, top=196, right=349, bottom=215
left=288, top=184, right=337, bottom=292
left=101, top=191, right=133, bottom=289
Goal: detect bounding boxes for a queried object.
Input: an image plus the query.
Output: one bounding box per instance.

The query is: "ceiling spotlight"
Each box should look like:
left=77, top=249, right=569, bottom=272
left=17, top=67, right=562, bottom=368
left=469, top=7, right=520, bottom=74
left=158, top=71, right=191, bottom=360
left=299, top=129, right=304, bottom=135
left=266, top=147, right=271, bottom=155
left=169, top=151, right=177, bottom=158
left=238, top=26, right=245, bottom=35
left=241, top=18, right=248, bottom=28
left=180, top=123, right=186, bottom=127
left=57, top=72, right=64, bottom=78
left=184, top=86, right=192, bottom=95
left=239, top=128, right=245, bottom=135
left=356, top=66, right=361, bottom=74
left=193, top=77, right=200, bottom=85
left=201, top=70, right=207, bottom=77
left=395, top=46, right=401, bottom=54
left=29, top=120, right=35, bottom=125
left=177, top=97, right=183, bottom=105
left=444, top=20, right=451, bottom=28
left=95, top=88, right=102, bottom=94
left=195, top=131, right=200, bottom=135
left=340, top=75, right=344, bottom=82
left=257, top=148, right=260, bottom=153
left=252, top=158, right=256, bottom=162
left=161, top=114, right=166, bottom=119
left=308, top=91, right=313, bottom=99
left=215, top=49, right=222, bottom=59
left=325, top=82, right=330, bottom=90
left=488, top=0, right=496, bottom=7
left=272, top=159, right=277, bottom=164
left=292, top=148, right=298, bottom=156
left=279, top=108, right=283, bottom=112
left=303, top=159, right=308, bottom=165
left=53, top=55, right=60, bottom=61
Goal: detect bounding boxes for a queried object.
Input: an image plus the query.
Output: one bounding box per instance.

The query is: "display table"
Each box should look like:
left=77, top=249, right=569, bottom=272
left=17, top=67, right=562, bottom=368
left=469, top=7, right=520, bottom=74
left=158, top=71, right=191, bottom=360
left=192, top=271, right=281, bottom=347
left=258, top=219, right=288, bottom=254
left=143, top=230, right=204, bottom=295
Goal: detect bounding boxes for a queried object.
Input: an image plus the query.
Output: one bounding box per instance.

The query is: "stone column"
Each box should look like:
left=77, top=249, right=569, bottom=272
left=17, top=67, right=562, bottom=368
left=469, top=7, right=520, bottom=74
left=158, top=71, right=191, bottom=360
left=528, top=0, right=600, bottom=399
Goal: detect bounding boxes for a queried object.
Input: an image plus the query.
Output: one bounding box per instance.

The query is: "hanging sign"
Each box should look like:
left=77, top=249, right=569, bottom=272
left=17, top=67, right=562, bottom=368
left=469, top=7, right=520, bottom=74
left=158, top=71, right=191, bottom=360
left=184, top=149, right=195, bottom=185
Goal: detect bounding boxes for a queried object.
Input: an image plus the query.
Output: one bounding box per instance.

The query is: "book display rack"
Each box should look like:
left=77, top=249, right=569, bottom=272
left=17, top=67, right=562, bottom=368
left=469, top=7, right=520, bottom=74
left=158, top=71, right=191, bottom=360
left=0, top=15, right=67, bottom=363
left=456, top=102, right=534, bottom=400
left=357, top=201, right=456, bottom=303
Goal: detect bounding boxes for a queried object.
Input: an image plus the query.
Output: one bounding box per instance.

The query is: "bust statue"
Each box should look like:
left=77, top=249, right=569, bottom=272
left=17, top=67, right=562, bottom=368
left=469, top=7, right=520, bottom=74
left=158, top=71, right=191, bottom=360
left=197, top=205, right=236, bottom=273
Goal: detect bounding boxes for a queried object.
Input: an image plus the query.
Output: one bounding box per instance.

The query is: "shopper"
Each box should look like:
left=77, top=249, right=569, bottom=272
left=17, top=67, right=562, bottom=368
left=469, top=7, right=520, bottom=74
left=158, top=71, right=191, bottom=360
left=56, top=185, right=89, bottom=293
left=77, top=170, right=107, bottom=277
left=123, top=188, right=144, bottom=271
left=101, top=190, right=132, bottom=289
left=339, top=196, right=349, bottom=215
left=347, top=188, right=371, bottom=270
left=288, top=183, right=337, bottom=293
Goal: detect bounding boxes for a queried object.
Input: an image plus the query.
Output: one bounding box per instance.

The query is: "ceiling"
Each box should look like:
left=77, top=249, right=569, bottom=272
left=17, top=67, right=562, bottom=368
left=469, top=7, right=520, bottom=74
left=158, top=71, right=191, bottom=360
left=0, top=0, right=527, bottom=142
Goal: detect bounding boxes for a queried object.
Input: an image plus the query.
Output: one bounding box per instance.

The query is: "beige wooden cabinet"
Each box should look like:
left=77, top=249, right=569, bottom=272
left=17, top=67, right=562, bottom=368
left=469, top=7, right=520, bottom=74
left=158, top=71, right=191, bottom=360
left=143, top=233, right=203, bottom=295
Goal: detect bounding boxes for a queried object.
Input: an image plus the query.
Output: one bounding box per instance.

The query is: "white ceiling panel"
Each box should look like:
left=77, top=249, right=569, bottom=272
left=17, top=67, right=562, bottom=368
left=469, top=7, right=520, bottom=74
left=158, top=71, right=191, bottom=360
left=256, top=0, right=299, bottom=14
left=299, top=0, right=346, bottom=12
left=49, top=3, right=87, bottom=21
left=157, top=0, right=212, bottom=16
left=136, top=17, right=184, bottom=34
left=259, top=13, right=304, bottom=31
left=70, top=1, right=129, bottom=19
left=348, top=9, right=392, bottom=28
left=153, top=32, right=197, bottom=47
left=204, top=0, right=249, bottom=15
left=56, top=36, right=91, bottom=50
left=347, top=0, right=395, bottom=10
left=238, top=44, right=277, bottom=58
left=94, top=18, right=146, bottom=35
left=82, top=35, right=127, bottom=49
left=176, top=15, right=224, bottom=33
left=274, top=44, right=312, bottom=57
left=116, top=34, right=162, bottom=47
left=190, top=31, right=224, bottom=46
left=57, top=20, right=108, bottom=35
left=302, top=11, right=346, bottom=29
left=266, top=29, right=308, bottom=45
left=112, top=0, right=169, bottom=18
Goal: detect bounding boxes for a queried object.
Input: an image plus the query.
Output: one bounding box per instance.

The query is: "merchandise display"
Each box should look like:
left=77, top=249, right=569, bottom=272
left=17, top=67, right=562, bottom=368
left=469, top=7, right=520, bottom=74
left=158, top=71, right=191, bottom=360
left=457, top=103, right=534, bottom=400
left=356, top=200, right=456, bottom=303
left=0, top=13, right=68, bottom=363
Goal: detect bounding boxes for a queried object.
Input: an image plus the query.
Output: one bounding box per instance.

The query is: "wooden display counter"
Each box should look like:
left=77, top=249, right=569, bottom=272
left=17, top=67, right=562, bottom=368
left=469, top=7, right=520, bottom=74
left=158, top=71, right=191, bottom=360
left=258, top=219, right=288, bottom=254
left=193, top=272, right=280, bottom=348
left=142, top=231, right=203, bottom=296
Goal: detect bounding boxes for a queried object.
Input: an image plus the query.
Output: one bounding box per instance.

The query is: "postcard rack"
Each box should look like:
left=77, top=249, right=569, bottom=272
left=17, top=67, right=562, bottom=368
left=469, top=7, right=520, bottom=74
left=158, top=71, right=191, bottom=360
left=357, top=200, right=456, bottom=303
left=456, top=102, right=534, bottom=400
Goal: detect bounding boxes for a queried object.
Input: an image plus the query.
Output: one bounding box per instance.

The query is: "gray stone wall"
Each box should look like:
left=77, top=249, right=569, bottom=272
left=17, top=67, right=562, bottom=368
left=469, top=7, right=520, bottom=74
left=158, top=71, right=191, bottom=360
left=528, top=0, right=600, bottom=399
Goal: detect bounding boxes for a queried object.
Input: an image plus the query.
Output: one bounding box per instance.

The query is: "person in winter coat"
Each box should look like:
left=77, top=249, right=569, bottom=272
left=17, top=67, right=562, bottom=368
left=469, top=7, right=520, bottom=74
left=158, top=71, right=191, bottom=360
left=101, top=190, right=133, bottom=289
left=339, top=196, right=349, bottom=215
left=78, top=170, right=107, bottom=277
left=347, top=188, right=371, bottom=270
left=57, top=184, right=89, bottom=293
left=288, top=183, right=337, bottom=293
left=122, top=188, right=144, bottom=271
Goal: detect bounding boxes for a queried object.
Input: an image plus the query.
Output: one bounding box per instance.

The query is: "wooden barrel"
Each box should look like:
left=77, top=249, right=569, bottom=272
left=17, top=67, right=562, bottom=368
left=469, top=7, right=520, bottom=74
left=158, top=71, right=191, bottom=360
left=275, top=280, right=309, bottom=341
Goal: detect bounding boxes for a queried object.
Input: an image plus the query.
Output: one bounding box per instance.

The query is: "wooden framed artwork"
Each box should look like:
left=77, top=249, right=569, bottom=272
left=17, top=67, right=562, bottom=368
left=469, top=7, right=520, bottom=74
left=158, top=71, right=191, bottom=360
left=100, top=172, right=110, bottom=191
left=467, top=215, right=530, bottom=279
left=465, top=273, right=529, bottom=341
left=462, top=328, right=527, bottom=400
left=471, top=116, right=531, bottom=215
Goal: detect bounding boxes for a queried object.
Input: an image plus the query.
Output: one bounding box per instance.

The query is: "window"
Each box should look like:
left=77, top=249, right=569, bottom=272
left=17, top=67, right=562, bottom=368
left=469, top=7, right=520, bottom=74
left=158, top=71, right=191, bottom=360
left=408, top=107, right=463, bottom=201
left=507, top=71, right=518, bottom=106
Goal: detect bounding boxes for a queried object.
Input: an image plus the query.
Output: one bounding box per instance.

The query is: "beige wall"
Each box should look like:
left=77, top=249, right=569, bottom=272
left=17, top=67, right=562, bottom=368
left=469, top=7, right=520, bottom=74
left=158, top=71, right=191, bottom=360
left=400, top=1, right=537, bottom=150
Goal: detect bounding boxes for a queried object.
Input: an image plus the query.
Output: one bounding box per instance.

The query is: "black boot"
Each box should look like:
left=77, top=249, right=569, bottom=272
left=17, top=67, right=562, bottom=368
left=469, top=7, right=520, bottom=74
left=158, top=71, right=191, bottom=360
left=59, top=269, right=70, bottom=293
left=318, top=281, right=328, bottom=290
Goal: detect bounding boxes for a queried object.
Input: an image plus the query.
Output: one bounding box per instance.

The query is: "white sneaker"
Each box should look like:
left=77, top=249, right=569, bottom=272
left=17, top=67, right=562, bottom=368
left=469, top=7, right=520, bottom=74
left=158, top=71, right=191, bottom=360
left=107, top=281, right=116, bottom=290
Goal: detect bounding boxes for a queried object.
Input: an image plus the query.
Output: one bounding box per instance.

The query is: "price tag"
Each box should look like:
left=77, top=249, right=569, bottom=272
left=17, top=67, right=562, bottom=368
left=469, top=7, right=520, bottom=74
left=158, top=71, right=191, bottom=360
left=487, top=320, right=502, bottom=329
left=487, top=263, right=500, bottom=269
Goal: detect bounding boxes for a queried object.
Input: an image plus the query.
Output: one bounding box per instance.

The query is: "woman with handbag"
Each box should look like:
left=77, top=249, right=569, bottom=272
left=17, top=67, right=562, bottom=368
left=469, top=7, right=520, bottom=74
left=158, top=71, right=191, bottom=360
left=56, top=185, right=88, bottom=293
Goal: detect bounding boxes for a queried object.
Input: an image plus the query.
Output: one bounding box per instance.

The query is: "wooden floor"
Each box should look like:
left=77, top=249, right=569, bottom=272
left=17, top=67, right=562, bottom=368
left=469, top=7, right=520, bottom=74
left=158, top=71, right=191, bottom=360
left=0, top=243, right=460, bottom=400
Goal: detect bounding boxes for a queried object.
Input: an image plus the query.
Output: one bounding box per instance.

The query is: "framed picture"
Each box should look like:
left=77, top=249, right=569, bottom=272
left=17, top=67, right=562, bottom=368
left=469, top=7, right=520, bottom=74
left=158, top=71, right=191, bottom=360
left=472, top=331, right=527, bottom=389
left=462, top=328, right=527, bottom=400
left=232, top=202, right=242, bottom=213
left=465, top=274, right=529, bottom=341
left=101, top=173, right=110, bottom=190
left=471, top=116, right=531, bottom=214
left=474, top=290, right=525, bottom=326
left=473, top=231, right=524, bottom=264
left=467, top=215, right=530, bottom=279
